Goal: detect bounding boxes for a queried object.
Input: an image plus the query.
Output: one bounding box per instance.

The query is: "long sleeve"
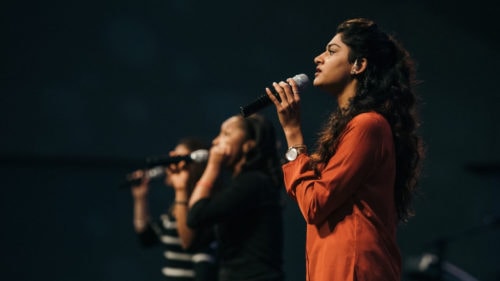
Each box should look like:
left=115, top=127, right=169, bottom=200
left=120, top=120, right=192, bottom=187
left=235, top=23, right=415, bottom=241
left=284, top=113, right=392, bottom=226
left=187, top=170, right=284, bottom=281
left=188, top=172, right=272, bottom=228
left=282, top=112, right=400, bottom=281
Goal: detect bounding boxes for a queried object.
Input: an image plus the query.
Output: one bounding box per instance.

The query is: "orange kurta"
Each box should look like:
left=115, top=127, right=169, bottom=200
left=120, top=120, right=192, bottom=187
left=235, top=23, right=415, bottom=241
left=283, top=112, right=401, bottom=281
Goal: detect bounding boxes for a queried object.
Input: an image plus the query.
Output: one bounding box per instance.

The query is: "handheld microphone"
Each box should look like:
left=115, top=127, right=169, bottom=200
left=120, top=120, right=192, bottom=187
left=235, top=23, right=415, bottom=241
left=239, top=73, right=310, bottom=117
left=119, top=166, right=165, bottom=189
left=119, top=149, right=209, bottom=189
left=145, top=149, right=209, bottom=168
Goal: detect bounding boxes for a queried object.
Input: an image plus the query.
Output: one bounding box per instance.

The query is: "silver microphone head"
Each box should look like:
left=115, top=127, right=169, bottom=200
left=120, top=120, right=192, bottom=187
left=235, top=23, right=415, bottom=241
left=239, top=73, right=310, bottom=118
left=145, top=166, right=165, bottom=179
left=190, top=149, right=209, bottom=163
left=292, top=73, right=310, bottom=90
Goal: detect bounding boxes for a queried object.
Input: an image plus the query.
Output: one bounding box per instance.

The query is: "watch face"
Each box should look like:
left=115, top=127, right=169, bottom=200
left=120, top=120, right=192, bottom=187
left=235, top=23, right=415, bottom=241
left=286, top=148, right=298, bottom=161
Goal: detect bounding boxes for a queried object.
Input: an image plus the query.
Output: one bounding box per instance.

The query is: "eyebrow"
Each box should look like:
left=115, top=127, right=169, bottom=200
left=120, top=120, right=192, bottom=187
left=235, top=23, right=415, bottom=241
left=327, top=43, right=341, bottom=50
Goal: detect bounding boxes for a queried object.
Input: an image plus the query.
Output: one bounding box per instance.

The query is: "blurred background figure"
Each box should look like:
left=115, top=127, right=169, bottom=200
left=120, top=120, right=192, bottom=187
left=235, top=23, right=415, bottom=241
left=129, top=137, right=218, bottom=281
left=187, top=114, right=285, bottom=281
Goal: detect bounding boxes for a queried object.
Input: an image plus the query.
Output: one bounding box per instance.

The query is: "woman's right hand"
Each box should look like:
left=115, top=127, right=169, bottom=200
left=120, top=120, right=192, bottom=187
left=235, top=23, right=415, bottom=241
left=166, top=161, right=189, bottom=191
left=128, top=170, right=150, bottom=199
left=265, top=78, right=304, bottom=146
left=209, top=142, right=231, bottom=168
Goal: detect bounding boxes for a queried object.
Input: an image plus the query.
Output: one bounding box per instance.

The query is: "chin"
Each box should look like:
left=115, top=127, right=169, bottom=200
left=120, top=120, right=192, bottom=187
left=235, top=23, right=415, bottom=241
left=313, top=78, right=327, bottom=90
left=312, top=77, right=321, bottom=87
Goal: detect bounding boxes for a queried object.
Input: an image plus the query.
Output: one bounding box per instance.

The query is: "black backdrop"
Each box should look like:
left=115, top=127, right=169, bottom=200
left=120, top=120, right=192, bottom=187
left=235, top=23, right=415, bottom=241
left=2, top=1, right=499, bottom=280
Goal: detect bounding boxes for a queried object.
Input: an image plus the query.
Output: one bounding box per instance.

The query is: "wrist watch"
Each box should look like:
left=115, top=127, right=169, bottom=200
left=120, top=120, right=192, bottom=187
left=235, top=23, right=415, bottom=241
left=285, top=145, right=307, bottom=161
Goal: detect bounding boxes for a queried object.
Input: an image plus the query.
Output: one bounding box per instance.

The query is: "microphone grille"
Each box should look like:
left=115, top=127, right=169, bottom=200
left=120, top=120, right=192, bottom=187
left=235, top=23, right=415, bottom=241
left=190, top=149, right=209, bottom=163
left=292, top=73, right=310, bottom=90
left=146, top=166, right=165, bottom=178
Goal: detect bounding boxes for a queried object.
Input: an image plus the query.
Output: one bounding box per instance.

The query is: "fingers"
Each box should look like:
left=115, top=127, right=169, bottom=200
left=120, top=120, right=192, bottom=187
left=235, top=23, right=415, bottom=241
left=208, top=144, right=230, bottom=167
left=286, top=78, right=301, bottom=101
left=168, top=168, right=189, bottom=190
left=211, top=144, right=227, bottom=160
left=266, top=79, right=300, bottom=110
left=265, top=87, right=282, bottom=108
left=166, top=161, right=187, bottom=175
left=128, top=169, right=145, bottom=180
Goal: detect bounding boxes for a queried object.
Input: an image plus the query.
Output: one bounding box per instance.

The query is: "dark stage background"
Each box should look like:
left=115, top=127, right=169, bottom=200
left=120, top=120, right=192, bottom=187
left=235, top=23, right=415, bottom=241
left=1, top=1, right=499, bottom=280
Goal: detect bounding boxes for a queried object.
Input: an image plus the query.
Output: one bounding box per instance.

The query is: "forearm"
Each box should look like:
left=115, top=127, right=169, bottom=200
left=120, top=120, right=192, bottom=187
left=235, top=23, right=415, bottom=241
left=133, top=195, right=150, bottom=232
left=188, top=163, right=219, bottom=208
left=284, top=125, right=304, bottom=147
left=174, top=189, right=195, bottom=249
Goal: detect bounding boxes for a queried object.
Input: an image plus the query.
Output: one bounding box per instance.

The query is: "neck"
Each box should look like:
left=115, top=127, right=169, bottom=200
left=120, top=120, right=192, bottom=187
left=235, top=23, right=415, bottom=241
left=336, top=80, right=357, bottom=109
left=231, top=156, right=246, bottom=177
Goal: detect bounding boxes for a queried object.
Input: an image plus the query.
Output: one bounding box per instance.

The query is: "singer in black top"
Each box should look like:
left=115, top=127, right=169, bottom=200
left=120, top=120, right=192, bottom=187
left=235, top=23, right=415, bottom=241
left=130, top=137, right=218, bottom=281
left=187, top=114, right=285, bottom=281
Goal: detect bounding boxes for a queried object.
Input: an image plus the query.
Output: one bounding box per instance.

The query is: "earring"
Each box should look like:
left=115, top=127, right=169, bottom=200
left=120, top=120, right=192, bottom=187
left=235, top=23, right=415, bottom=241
left=352, top=59, right=359, bottom=75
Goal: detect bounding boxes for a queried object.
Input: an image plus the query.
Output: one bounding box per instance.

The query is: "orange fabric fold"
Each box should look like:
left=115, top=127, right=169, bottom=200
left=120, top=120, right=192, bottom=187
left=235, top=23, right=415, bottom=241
left=283, top=112, right=401, bottom=281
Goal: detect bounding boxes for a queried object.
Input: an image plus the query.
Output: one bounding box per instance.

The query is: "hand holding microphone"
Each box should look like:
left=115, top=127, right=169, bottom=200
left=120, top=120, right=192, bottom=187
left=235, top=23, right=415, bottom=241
left=264, top=74, right=309, bottom=149
left=145, top=149, right=209, bottom=168
left=239, top=73, right=310, bottom=117
left=120, top=167, right=162, bottom=189
left=120, top=149, right=209, bottom=189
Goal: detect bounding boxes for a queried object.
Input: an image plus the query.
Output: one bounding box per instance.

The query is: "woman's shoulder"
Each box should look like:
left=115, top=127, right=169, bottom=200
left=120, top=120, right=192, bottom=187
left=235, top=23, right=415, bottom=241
left=344, top=112, right=392, bottom=141
left=350, top=111, right=390, bottom=129
left=352, top=111, right=385, bottom=122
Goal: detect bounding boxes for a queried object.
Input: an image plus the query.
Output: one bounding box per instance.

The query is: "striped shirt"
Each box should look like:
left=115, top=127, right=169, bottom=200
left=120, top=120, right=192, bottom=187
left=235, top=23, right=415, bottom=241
left=138, top=212, right=218, bottom=281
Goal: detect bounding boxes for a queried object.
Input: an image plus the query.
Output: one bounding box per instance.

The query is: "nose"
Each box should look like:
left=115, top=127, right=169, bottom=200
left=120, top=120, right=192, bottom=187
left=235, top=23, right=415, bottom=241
left=314, top=52, right=324, bottom=64
left=212, top=136, right=219, bottom=146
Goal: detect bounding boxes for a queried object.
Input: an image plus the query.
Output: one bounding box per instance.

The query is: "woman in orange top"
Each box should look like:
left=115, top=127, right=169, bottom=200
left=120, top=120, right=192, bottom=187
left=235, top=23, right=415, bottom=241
left=265, top=18, right=424, bottom=281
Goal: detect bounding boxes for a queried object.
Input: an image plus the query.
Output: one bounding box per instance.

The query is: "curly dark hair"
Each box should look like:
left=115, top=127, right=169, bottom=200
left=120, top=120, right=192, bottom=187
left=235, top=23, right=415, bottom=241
left=310, top=18, right=424, bottom=223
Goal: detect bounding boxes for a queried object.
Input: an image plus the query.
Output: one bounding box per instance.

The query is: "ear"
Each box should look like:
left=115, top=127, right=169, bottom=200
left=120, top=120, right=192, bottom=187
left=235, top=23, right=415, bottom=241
left=242, top=139, right=256, bottom=154
left=351, top=58, right=367, bottom=75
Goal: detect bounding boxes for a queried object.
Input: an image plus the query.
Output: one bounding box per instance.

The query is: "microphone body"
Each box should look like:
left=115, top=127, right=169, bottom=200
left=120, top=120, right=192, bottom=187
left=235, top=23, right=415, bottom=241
left=240, top=73, right=310, bottom=117
left=119, top=149, right=209, bottom=189
left=119, top=166, right=165, bottom=189
left=145, top=149, right=209, bottom=168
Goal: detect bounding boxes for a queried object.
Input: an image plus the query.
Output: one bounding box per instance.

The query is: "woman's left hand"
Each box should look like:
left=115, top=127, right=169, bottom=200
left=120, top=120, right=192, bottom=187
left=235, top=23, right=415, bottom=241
left=166, top=162, right=189, bottom=191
